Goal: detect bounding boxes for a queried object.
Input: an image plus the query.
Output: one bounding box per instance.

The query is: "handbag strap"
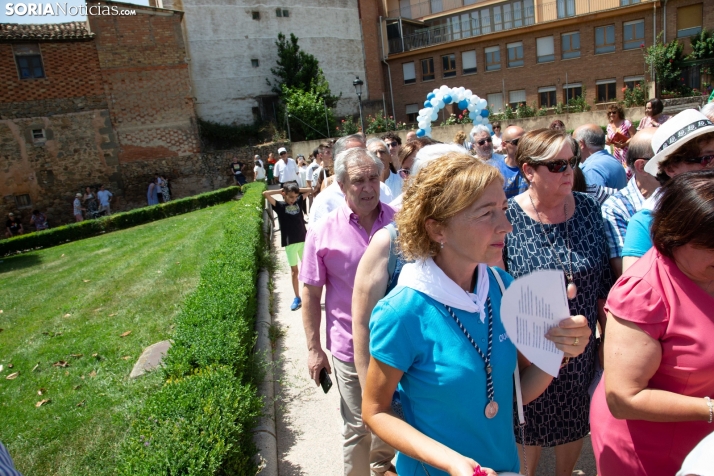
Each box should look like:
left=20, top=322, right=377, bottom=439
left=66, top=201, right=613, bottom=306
left=489, top=267, right=524, bottom=426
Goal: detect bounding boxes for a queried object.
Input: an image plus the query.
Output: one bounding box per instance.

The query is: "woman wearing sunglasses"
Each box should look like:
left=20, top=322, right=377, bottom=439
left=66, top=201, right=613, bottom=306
left=621, top=109, right=714, bottom=274
left=502, top=129, right=613, bottom=476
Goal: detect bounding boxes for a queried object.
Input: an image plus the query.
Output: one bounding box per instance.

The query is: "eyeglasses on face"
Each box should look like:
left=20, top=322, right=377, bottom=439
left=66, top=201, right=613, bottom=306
left=397, top=168, right=411, bottom=179
left=476, top=137, right=493, bottom=146
left=684, top=154, right=714, bottom=167
left=374, top=149, right=389, bottom=155
left=534, top=156, right=579, bottom=173
left=387, top=142, right=399, bottom=148
left=504, top=138, right=520, bottom=146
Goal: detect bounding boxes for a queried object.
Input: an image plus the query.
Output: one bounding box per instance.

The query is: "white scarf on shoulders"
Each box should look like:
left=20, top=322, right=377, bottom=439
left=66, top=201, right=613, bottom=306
left=397, top=258, right=490, bottom=322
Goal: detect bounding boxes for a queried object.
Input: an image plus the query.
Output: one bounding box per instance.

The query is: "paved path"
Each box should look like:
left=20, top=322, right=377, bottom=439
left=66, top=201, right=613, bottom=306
left=271, top=220, right=598, bottom=476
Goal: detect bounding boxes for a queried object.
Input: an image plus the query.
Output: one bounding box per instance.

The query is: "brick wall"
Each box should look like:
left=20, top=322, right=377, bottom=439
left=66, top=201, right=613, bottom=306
left=385, top=4, right=655, bottom=124
left=0, top=40, right=104, bottom=109
left=358, top=0, right=387, bottom=103
left=88, top=2, right=200, bottom=163
left=663, top=0, right=713, bottom=52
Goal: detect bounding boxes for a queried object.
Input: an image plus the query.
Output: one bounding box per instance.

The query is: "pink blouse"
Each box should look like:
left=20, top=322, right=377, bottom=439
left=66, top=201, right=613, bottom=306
left=591, top=248, right=714, bottom=476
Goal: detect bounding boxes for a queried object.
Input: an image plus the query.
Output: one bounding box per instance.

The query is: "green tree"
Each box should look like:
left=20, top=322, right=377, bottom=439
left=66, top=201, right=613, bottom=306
left=268, top=33, right=340, bottom=108
left=688, top=28, right=714, bottom=76
left=282, top=86, right=336, bottom=141
left=645, top=33, right=687, bottom=94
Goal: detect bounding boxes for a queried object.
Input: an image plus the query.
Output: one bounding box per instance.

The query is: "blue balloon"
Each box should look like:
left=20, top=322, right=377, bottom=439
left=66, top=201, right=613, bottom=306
left=480, top=109, right=490, bottom=118
left=427, top=92, right=436, bottom=100
left=468, top=110, right=478, bottom=120
left=416, top=129, right=426, bottom=138
left=424, top=100, right=432, bottom=107
left=457, top=99, right=469, bottom=110
left=443, top=94, right=453, bottom=104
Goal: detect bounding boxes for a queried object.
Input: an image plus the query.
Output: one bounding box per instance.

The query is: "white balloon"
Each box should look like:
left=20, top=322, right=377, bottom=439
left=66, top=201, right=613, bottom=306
left=430, top=112, right=438, bottom=121
left=419, top=108, right=430, bottom=116
left=436, top=100, right=445, bottom=109
left=433, top=88, right=439, bottom=95
left=467, top=104, right=476, bottom=112
left=478, top=99, right=487, bottom=110
left=465, top=89, right=473, bottom=97
left=439, top=85, right=449, bottom=92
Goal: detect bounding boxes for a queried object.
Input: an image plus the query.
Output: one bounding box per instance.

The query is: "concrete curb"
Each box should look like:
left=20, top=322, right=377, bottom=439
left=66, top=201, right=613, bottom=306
left=253, top=268, right=278, bottom=476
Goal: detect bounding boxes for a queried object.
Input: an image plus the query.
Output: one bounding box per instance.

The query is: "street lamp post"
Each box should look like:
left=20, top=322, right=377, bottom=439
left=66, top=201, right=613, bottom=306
left=353, top=76, right=365, bottom=133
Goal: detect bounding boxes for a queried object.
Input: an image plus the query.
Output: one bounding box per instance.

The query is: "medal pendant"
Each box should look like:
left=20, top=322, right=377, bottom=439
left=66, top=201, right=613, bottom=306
left=567, top=282, right=577, bottom=300
left=485, top=401, right=499, bottom=419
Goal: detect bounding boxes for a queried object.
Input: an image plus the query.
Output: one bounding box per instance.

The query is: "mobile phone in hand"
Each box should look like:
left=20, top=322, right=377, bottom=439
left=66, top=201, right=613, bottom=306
left=319, top=367, right=332, bottom=394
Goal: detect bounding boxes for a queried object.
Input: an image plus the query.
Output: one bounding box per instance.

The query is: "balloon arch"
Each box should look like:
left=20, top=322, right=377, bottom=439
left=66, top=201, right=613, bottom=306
left=415, top=85, right=492, bottom=138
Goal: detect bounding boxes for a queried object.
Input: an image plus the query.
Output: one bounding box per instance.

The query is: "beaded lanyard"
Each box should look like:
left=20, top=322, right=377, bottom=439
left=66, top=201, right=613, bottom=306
left=444, top=298, right=498, bottom=419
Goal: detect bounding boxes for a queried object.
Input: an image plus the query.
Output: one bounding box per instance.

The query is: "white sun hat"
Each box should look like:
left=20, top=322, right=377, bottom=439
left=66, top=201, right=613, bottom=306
left=645, top=109, right=714, bottom=176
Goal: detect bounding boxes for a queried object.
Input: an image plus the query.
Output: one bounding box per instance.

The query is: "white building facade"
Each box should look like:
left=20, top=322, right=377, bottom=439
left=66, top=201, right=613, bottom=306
left=153, top=0, right=368, bottom=125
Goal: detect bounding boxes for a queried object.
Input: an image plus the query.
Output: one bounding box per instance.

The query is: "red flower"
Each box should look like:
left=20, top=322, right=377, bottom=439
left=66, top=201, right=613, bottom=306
left=640, top=43, right=645, bottom=48
left=622, top=87, right=627, bottom=92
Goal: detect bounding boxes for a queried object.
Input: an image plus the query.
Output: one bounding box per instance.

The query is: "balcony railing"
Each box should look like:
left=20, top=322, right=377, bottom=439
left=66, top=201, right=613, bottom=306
left=388, top=0, right=645, bottom=20
left=387, top=0, right=649, bottom=55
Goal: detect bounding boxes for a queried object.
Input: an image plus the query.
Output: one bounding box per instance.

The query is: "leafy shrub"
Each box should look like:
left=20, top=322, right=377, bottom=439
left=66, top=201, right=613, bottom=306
left=118, top=182, right=267, bottom=475
left=336, top=115, right=360, bottom=136
left=119, top=366, right=263, bottom=476
left=0, top=186, right=241, bottom=256
left=622, top=81, right=648, bottom=107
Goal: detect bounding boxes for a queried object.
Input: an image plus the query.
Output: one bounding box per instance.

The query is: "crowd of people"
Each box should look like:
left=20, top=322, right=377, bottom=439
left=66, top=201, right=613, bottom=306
left=261, top=101, right=714, bottom=476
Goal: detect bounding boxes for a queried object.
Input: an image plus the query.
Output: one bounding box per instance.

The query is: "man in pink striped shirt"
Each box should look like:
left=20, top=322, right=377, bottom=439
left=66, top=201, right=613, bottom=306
left=299, top=147, right=397, bottom=476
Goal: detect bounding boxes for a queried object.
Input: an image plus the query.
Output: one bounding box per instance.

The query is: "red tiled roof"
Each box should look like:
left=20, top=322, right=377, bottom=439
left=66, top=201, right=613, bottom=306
left=0, top=22, right=93, bottom=41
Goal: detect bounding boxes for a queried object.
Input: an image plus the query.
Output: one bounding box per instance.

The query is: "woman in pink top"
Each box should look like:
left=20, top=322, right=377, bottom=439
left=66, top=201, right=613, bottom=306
left=591, top=170, right=714, bottom=475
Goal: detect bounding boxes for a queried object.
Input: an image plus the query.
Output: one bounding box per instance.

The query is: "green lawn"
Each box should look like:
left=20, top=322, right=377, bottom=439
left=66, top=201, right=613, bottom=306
left=0, top=200, right=241, bottom=476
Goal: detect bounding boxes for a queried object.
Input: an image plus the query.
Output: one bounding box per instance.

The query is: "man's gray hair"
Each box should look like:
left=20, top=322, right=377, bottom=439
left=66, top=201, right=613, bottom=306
left=573, top=126, right=606, bottom=150
left=334, top=134, right=366, bottom=158
left=470, top=124, right=491, bottom=140
left=254, top=154, right=260, bottom=160
left=700, top=102, right=714, bottom=121
left=411, top=144, right=468, bottom=178
left=366, top=138, right=389, bottom=150
left=334, top=148, right=384, bottom=184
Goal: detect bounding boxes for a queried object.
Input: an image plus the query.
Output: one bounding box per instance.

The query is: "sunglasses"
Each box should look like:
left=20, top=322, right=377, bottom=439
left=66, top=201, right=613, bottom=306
left=387, top=142, right=399, bottom=148
left=684, top=154, right=714, bottom=167
left=535, top=156, right=579, bottom=173
left=504, top=138, right=520, bottom=146
left=397, top=168, right=411, bottom=179
left=476, top=137, right=493, bottom=146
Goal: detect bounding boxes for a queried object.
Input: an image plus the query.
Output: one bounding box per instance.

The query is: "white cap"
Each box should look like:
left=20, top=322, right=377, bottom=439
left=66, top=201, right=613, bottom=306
left=645, top=109, right=714, bottom=176
left=278, top=147, right=287, bottom=154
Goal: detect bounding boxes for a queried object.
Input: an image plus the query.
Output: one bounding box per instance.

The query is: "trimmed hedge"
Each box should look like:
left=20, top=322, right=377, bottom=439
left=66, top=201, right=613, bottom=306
left=0, top=186, right=241, bottom=256
left=118, top=182, right=266, bottom=476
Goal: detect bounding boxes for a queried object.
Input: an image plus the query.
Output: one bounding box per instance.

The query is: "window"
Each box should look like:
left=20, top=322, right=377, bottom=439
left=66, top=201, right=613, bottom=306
left=620, top=0, right=640, bottom=4
left=406, top=104, right=419, bottom=123
left=492, top=5, right=503, bottom=32
left=422, top=58, right=435, bottom=81
left=470, top=11, right=481, bottom=36
left=275, top=8, right=282, bottom=16
left=557, top=0, right=575, bottom=18
left=624, top=75, right=645, bottom=90
left=677, top=4, right=702, bottom=38
left=252, top=11, right=260, bottom=19
left=563, top=83, right=583, bottom=102
left=403, top=62, right=416, bottom=85
left=488, top=93, right=504, bottom=113
left=13, top=44, right=44, bottom=80
left=596, top=79, right=617, bottom=102
left=480, top=9, right=491, bottom=34
left=503, top=3, right=512, bottom=29
left=539, top=87, right=557, bottom=107
left=507, top=42, right=524, bottom=68
left=282, top=9, right=289, bottom=17
left=562, top=32, right=580, bottom=59
left=460, top=13, right=471, bottom=39
left=485, top=46, right=500, bottom=72
left=32, top=129, right=45, bottom=141
left=251, top=59, right=259, bottom=68
left=595, top=25, right=615, bottom=54
left=623, top=20, right=644, bottom=50
left=442, top=54, right=456, bottom=78
left=15, top=194, right=32, bottom=208
left=462, top=50, right=477, bottom=74
left=509, top=90, right=526, bottom=108
left=536, top=36, right=555, bottom=63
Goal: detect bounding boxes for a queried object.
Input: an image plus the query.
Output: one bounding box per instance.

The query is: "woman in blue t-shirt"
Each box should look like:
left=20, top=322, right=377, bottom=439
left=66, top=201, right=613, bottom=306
left=362, top=153, right=591, bottom=476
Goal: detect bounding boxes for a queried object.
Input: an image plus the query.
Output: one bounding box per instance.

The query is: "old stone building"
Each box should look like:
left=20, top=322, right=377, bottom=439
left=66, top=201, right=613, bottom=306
left=0, top=2, right=218, bottom=228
